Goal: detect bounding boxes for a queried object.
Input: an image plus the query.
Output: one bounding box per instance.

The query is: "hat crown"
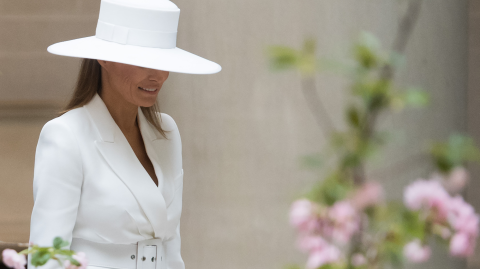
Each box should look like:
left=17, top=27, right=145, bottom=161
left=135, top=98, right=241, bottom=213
left=105, top=0, right=179, bottom=10
left=96, top=0, right=180, bottom=48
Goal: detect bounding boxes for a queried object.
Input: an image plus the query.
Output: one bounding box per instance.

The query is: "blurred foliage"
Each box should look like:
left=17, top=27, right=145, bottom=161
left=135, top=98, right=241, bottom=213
left=430, top=133, right=480, bottom=173
left=267, top=38, right=318, bottom=76
left=20, top=237, right=80, bottom=267
left=266, top=26, right=480, bottom=269
left=267, top=31, right=431, bottom=201
left=304, top=170, right=354, bottom=206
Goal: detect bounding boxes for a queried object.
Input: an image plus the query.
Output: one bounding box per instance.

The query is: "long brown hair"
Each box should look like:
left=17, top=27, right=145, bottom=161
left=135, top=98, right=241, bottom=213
left=59, top=58, right=169, bottom=140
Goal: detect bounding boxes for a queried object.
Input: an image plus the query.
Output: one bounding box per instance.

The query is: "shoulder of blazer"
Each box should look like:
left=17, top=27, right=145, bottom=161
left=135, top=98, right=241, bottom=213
left=155, top=112, right=182, bottom=168
left=38, top=107, right=91, bottom=147
left=41, top=107, right=87, bottom=134
left=156, top=112, right=181, bottom=143
left=36, top=108, right=85, bottom=177
left=158, top=112, right=178, bottom=132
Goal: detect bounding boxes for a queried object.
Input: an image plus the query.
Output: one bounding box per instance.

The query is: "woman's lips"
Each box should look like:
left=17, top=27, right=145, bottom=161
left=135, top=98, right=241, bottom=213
left=138, top=86, right=158, bottom=93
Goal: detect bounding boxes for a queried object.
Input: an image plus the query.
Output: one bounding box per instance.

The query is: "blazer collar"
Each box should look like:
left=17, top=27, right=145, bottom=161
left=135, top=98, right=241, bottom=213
left=83, top=92, right=173, bottom=239
left=84, top=92, right=163, bottom=143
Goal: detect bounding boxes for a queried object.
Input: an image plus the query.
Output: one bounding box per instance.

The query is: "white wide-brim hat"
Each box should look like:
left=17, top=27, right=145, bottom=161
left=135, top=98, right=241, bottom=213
left=47, top=0, right=222, bottom=75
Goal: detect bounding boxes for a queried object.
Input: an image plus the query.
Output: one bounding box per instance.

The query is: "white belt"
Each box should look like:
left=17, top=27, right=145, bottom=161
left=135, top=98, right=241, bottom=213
left=70, top=237, right=167, bottom=269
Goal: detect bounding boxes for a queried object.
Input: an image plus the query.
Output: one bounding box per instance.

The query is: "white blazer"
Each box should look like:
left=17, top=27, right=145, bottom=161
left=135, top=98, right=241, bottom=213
left=28, top=92, right=185, bottom=269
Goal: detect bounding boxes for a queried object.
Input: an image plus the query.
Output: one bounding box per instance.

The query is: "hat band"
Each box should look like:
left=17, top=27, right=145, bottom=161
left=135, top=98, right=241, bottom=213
left=95, top=20, right=177, bottom=49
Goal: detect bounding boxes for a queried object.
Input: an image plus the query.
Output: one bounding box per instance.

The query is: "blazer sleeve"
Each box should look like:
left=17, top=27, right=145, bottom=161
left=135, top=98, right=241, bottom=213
left=160, top=112, right=185, bottom=269
left=28, top=119, right=83, bottom=269
left=165, top=221, right=185, bottom=269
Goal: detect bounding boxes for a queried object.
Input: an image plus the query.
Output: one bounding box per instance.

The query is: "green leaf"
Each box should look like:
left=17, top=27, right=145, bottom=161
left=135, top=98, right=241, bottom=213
left=368, top=80, right=391, bottom=111
left=305, top=171, right=353, bottom=206
left=347, top=106, right=361, bottom=128
left=430, top=133, right=480, bottom=172
left=359, top=31, right=382, bottom=51
left=60, top=240, right=69, bottom=248
left=353, top=32, right=382, bottom=69
left=53, top=237, right=63, bottom=249
left=266, top=45, right=299, bottom=71
left=298, top=38, right=317, bottom=75
left=68, top=256, right=81, bottom=266
left=402, top=87, right=429, bottom=107
left=354, top=43, right=379, bottom=69
left=400, top=209, right=425, bottom=240
left=341, top=152, right=361, bottom=168
left=30, top=250, right=52, bottom=267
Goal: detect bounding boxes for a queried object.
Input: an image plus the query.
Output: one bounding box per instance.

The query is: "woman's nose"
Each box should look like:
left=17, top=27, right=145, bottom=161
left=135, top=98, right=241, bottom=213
left=148, top=70, right=169, bottom=81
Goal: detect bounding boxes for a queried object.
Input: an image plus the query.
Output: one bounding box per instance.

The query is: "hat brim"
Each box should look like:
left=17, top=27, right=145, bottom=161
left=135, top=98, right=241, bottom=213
left=47, top=36, right=222, bottom=75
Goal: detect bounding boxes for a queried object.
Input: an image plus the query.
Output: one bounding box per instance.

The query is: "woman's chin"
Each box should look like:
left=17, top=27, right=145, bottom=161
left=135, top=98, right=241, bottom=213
left=134, top=96, right=158, bottom=107
left=133, top=90, right=157, bottom=105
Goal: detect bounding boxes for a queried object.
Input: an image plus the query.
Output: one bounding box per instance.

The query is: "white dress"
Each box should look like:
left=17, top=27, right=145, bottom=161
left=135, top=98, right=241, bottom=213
left=28, top=92, right=185, bottom=269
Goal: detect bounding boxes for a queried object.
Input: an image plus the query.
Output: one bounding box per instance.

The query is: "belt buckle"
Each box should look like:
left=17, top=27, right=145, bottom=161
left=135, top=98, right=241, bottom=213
left=136, top=238, right=165, bottom=269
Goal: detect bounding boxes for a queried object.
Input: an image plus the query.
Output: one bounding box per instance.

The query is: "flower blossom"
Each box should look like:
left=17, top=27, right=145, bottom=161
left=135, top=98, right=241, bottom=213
left=404, top=179, right=451, bottom=220
left=295, top=234, right=329, bottom=253
left=2, top=249, right=26, bottom=269
left=64, top=252, right=88, bottom=269
left=444, top=166, right=470, bottom=194
left=328, top=201, right=360, bottom=244
left=289, top=199, right=320, bottom=233
left=449, top=232, right=475, bottom=257
left=446, top=195, right=479, bottom=257
left=448, top=195, right=479, bottom=237
left=351, top=181, right=384, bottom=210
left=306, top=244, right=342, bottom=269
left=351, top=253, right=367, bottom=267
left=404, top=175, right=479, bottom=259
left=403, top=240, right=431, bottom=263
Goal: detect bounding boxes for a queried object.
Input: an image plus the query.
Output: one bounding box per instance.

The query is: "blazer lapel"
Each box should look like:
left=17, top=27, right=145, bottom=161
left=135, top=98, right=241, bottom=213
left=137, top=107, right=176, bottom=208
left=137, top=109, right=181, bottom=236
left=84, top=93, right=169, bottom=239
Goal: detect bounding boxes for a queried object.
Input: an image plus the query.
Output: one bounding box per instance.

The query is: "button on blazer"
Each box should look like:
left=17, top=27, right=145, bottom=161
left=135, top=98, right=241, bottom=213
left=28, top=92, right=185, bottom=269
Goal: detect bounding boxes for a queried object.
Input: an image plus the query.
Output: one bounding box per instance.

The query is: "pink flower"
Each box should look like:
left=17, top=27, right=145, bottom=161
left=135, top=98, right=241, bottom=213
left=2, top=249, right=26, bottom=269
left=290, top=199, right=319, bottom=233
left=306, top=245, right=341, bottom=269
left=351, top=253, right=367, bottom=267
left=404, top=179, right=451, bottom=220
left=450, top=233, right=475, bottom=257
left=444, top=166, right=469, bottom=194
left=296, top=235, right=329, bottom=253
left=448, top=195, right=479, bottom=237
left=329, top=201, right=357, bottom=224
left=64, top=252, right=88, bottom=269
left=351, top=181, right=384, bottom=210
left=403, top=240, right=431, bottom=263
left=328, top=201, right=360, bottom=244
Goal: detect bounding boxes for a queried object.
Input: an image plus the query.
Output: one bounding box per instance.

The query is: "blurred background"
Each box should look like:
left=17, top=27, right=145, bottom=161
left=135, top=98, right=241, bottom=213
left=0, top=0, right=478, bottom=269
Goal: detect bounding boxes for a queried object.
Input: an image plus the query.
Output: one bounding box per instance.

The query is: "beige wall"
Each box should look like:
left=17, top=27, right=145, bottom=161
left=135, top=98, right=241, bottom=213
left=0, top=1, right=471, bottom=269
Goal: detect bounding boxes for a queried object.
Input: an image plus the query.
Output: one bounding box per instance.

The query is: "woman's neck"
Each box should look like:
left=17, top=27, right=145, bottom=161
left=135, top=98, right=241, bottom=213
left=98, top=87, right=139, bottom=135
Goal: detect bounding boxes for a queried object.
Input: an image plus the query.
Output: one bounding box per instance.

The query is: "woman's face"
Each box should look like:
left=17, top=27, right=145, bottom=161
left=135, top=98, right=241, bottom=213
left=97, top=60, right=170, bottom=107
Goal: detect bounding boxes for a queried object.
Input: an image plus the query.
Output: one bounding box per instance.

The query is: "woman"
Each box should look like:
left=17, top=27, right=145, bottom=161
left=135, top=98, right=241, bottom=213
left=28, top=1, right=221, bottom=269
